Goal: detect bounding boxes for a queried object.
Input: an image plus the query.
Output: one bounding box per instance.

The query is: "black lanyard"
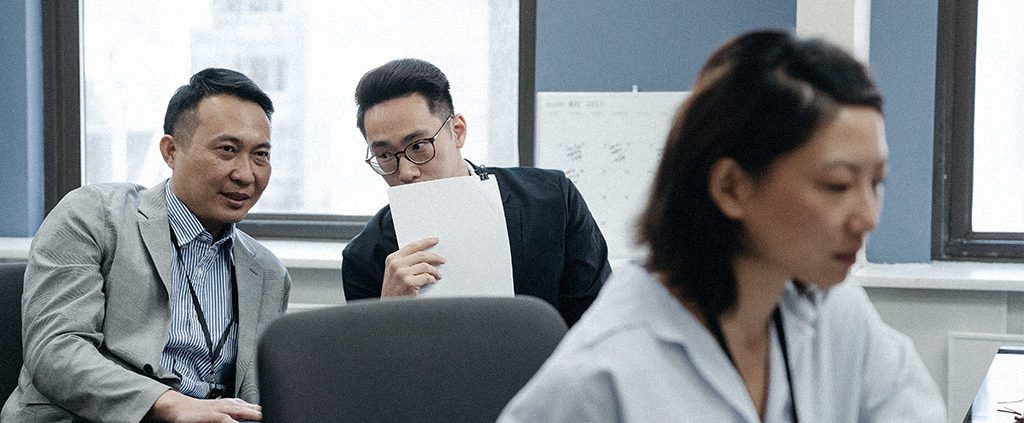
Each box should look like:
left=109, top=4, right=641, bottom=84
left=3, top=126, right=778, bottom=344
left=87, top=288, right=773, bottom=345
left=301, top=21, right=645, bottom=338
left=706, top=307, right=798, bottom=423
left=173, top=240, right=238, bottom=399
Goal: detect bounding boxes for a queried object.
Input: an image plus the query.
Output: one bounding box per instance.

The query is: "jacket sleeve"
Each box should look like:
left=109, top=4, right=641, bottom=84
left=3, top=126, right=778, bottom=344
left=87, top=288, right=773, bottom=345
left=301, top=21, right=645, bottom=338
left=237, top=254, right=291, bottom=404
left=20, top=186, right=170, bottom=423
left=341, top=211, right=393, bottom=301
left=556, top=175, right=612, bottom=326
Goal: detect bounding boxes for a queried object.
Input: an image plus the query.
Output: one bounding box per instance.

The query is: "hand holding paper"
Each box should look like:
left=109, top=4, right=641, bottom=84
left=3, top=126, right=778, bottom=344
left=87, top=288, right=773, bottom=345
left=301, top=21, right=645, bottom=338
left=381, top=237, right=446, bottom=296
left=387, top=175, right=515, bottom=297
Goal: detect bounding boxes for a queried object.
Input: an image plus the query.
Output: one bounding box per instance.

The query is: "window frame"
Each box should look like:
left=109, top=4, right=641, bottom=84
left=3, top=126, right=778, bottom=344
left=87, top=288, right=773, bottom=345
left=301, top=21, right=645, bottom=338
left=42, top=0, right=537, bottom=241
left=933, top=0, right=1024, bottom=261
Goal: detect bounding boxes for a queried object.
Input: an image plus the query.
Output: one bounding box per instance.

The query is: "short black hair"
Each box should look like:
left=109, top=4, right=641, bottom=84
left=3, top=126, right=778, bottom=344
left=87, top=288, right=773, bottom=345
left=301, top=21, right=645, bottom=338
left=163, top=68, right=274, bottom=142
left=354, top=58, right=454, bottom=136
left=637, top=30, right=883, bottom=318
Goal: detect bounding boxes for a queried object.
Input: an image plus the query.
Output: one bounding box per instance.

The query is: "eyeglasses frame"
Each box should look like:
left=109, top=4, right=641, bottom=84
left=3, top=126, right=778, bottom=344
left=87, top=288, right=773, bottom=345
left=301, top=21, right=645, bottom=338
left=364, top=114, right=454, bottom=176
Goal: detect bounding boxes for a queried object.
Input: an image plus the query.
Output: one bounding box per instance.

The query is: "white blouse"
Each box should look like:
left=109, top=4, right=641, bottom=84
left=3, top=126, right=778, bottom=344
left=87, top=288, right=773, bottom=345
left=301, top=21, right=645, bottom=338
left=499, top=262, right=945, bottom=422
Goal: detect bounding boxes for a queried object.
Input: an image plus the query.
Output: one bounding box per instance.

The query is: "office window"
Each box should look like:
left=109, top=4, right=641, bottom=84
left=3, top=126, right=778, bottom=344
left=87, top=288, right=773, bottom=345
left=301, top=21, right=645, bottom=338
left=46, top=0, right=533, bottom=239
left=934, top=0, right=1024, bottom=260
left=971, top=1, right=1023, bottom=233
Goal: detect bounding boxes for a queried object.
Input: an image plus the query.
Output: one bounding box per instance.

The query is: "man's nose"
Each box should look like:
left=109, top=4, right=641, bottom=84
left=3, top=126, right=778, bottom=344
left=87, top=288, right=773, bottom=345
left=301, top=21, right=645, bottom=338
left=230, top=156, right=256, bottom=185
left=396, top=155, right=420, bottom=183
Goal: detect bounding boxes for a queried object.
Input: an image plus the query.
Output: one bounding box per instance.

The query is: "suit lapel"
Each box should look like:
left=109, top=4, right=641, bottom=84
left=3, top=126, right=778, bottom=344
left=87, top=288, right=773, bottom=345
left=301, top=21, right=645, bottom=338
left=138, top=183, right=174, bottom=296
left=492, top=170, right=523, bottom=282
left=232, top=236, right=264, bottom=389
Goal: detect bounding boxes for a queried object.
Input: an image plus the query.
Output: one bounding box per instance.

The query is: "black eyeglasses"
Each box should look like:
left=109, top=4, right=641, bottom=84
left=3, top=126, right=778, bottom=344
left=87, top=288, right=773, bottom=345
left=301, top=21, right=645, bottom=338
left=998, top=398, right=1024, bottom=422
left=365, top=115, right=453, bottom=175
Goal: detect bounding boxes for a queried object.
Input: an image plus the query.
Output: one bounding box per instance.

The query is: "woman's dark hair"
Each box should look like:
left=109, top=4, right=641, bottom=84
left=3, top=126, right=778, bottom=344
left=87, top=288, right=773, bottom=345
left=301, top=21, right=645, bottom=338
left=354, top=58, right=455, bottom=136
left=637, top=30, right=883, bottom=318
left=163, top=68, right=274, bottom=142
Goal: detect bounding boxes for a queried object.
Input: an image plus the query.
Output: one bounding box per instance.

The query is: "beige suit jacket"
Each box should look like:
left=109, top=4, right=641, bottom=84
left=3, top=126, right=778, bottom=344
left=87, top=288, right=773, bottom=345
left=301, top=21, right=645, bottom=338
left=1, top=182, right=291, bottom=422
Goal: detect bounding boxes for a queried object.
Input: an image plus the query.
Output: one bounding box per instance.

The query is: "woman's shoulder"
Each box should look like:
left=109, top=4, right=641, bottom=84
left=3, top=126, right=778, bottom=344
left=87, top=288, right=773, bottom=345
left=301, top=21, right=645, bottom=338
left=545, top=262, right=703, bottom=376
left=783, top=278, right=915, bottom=358
left=557, top=284, right=654, bottom=357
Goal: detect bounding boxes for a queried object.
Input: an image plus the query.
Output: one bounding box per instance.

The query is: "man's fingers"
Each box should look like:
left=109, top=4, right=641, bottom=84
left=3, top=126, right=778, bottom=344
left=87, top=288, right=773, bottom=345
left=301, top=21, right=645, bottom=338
left=205, top=398, right=261, bottom=421
left=411, top=273, right=439, bottom=290
left=396, top=237, right=440, bottom=255
left=385, top=239, right=444, bottom=269
left=409, top=251, right=446, bottom=265
left=386, top=249, right=445, bottom=275
left=395, top=261, right=442, bottom=285
left=221, top=403, right=262, bottom=421
left=406, top=262, right=442, bottom=281
left=383, top=238, right=445, bottom=297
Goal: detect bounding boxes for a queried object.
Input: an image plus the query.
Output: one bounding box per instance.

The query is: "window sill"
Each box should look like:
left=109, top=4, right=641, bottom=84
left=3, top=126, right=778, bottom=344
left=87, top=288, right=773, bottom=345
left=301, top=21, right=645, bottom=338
left=853, top=261, right=1024, bottom=291
left=256, top=239, right=346, bottom=270
left=0, top=237, right=31, bottom=261
left=5, top=237, right=1021, bottom=292
left=0, top=237, right=345, bottom=270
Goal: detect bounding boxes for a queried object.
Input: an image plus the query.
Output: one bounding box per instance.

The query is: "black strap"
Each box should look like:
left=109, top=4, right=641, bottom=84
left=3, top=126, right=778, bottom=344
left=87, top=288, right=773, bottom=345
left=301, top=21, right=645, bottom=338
left=173, top=239, right=238, bottom=399
left=183, top=266, right=237, bottom=375
left=706, top=307, right=798, bottom=423
left=773, top=307, right=798, bottom=423
left=706, top=308, right=735, bottom=365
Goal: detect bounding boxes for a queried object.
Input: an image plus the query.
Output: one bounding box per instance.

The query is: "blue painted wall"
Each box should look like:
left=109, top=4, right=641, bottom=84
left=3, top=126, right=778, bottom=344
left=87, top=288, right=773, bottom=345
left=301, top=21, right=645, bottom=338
left=537, top=0, right=937, bottom=263
left=867, top=1, right=938, bottom=263
left=536, top=1, right=797, bottom=91
left=0, top=0, right=44, bottom=237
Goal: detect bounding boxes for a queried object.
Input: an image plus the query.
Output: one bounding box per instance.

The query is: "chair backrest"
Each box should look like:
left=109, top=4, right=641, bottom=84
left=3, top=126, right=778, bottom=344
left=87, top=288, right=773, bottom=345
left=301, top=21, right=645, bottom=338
left=258, top=296, right=568, bottom=423
left=0, top=262, right=27, bottom=400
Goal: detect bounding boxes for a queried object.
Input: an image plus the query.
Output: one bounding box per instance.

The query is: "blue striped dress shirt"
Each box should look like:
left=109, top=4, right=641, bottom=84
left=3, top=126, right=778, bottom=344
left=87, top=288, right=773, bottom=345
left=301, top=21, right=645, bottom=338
left=161, top=186, right=238, bottom=399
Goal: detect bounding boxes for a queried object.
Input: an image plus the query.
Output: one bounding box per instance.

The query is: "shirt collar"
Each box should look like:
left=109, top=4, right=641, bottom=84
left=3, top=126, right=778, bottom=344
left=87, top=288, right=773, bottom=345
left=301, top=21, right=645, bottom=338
left=165, top=182, right=235, bottom=250
left=630, top=263, right=820, bottom=348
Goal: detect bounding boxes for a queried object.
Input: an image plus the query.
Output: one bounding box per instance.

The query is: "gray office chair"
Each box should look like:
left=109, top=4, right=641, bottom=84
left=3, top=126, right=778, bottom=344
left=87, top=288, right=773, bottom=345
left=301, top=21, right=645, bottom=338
left=0, top=262, right=27, bottom=399
left=258, top=296, right=568, bottom=423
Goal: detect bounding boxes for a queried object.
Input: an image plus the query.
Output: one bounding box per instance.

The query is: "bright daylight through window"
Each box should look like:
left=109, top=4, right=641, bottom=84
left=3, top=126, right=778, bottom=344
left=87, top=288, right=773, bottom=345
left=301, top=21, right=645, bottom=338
left=81, top=0, right=519, bottom=217
left=972, top=0, right=1024, bottom=233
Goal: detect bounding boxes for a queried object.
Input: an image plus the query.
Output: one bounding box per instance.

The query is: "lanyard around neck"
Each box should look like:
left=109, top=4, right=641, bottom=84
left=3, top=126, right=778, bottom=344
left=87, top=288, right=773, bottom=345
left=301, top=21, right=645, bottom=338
left=706, top=307, right=798, bottom=423
left=172, top=237, right=238, bottom=398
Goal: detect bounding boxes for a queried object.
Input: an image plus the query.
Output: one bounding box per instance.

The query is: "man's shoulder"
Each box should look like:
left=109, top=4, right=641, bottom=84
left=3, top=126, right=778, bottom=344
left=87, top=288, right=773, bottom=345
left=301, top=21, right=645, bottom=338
left=489, top=165, right=566, bottom=181
left=233, top=230, right=286, bottom=271
left=343, top=204, right=394, bottom=255
left=63, top=182, right=149, bottom=204
left=486, top=166, right=569, bottom=199
left=47, top=182, right=153, bottom=225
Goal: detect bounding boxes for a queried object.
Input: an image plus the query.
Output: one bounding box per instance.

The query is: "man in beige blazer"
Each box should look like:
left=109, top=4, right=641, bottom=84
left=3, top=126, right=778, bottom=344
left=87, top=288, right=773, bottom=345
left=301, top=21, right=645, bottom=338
left=2, top=68, right=290, bottom=422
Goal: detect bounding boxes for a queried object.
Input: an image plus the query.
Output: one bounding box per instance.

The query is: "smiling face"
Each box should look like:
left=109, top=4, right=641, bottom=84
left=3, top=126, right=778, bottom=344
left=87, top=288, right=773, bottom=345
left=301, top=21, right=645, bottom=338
left=362, top=93, right=469, bottom=186
left=727, top=106, right=888, bottom=287
left=161, top=94, right=272, bottom=238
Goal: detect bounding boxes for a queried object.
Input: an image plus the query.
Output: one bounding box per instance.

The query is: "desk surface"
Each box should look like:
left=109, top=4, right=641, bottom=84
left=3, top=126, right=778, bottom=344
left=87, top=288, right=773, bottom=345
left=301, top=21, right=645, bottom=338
left=966, top=347, right=1024, bottom=422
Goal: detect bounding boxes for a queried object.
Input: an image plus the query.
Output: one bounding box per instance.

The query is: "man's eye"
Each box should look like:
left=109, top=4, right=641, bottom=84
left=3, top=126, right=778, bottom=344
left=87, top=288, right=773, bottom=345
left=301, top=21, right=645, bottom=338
left=376, top=152, right=396, bottom=161
left=825, top=183, right=850, bottom=193
left=220, top=146, right=236, bottom=153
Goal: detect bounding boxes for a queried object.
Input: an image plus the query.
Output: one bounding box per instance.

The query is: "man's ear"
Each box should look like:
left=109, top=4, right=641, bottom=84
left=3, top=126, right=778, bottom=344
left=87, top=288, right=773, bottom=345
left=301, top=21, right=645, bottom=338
left=451, top=114, right=467, bottom=149
left=159, top=135, right=177, bottom=169
left=707, top=157, right=754, bottom=220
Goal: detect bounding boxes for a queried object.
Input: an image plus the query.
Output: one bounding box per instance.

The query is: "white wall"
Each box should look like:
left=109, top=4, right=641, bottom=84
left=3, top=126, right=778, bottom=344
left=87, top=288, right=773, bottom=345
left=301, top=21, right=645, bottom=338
left=864, top=286, right=1023, bottom=421
left=796, top=0, right=871, bottom=62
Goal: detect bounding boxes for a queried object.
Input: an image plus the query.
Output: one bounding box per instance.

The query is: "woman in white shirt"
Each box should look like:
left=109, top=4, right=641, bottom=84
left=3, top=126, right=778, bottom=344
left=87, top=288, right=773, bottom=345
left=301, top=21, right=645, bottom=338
left=498, top=30, right=944, bottom=423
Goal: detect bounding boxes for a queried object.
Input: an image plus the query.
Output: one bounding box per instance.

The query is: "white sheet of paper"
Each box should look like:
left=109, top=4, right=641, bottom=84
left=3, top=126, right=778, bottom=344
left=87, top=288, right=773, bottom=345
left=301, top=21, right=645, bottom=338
left=387, top=175, right=514, bottom=297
